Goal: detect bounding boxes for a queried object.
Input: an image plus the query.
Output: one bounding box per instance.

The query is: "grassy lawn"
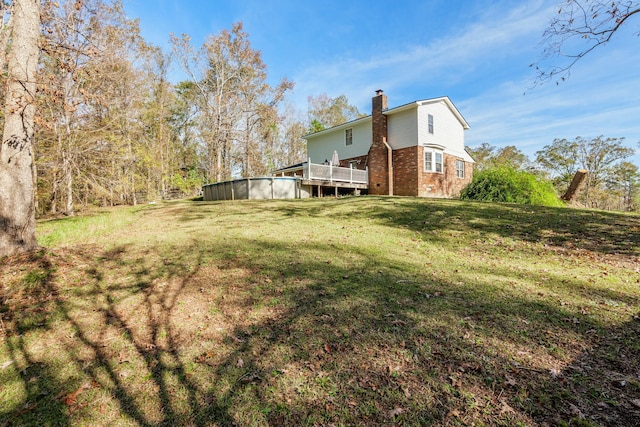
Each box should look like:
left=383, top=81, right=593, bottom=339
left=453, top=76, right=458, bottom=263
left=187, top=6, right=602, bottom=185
left=1, top=197, right=639, bottom=426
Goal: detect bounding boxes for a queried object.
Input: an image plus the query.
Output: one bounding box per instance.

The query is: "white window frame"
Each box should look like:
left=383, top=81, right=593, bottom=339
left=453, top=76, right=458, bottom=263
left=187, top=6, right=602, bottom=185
left=456, top=159, right=465, bottom=178
left=345, top=128, right=353, bottom=146
left=424, top=149, right=443, bottom=173
left=428, top=114, right=434, bottom=134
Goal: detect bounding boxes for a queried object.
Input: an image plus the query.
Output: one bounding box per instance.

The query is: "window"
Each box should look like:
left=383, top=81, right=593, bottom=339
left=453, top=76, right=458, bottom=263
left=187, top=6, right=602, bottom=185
left=424, top=150, right=443, bottom=173
left=345, top=128, right=353, bottom=146
left=456, top=160, right=465, bottom=178
left=428, top=114, right=434, bottom=134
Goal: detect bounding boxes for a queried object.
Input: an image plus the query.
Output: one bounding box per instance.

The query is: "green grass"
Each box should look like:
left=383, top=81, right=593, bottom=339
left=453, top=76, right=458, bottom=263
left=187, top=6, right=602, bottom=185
left=36, top=205, right=146, bottom=247
left=1, top=197, right=639, bottom=426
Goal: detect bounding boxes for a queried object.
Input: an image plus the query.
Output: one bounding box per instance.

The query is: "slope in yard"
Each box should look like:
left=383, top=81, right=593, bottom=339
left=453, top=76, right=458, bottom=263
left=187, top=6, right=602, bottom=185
left=1, top=197, right=639, bottom=426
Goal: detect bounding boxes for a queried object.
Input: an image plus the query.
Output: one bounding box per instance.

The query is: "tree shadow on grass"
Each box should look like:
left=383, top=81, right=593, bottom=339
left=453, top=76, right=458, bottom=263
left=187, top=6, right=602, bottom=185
left=251, top=196, right=640, bottom=259
left=1, top=226, right=639, bottom=425
left=374, top=199, right=640, bottom=258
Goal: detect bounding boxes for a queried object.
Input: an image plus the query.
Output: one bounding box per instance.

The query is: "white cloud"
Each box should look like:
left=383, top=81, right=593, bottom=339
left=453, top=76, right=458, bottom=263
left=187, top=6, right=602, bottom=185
left=290, top=0, right=555, bottom=108
left=286, top=0, right=631, bottom=166
left=462, top=42, right=640, bottom=162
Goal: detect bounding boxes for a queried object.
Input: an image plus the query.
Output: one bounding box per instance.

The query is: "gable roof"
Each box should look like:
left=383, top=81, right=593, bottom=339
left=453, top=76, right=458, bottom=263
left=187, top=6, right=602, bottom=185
left=304, top=96, right=469, bottom=140
left=387, top=96, right=470, bottom=130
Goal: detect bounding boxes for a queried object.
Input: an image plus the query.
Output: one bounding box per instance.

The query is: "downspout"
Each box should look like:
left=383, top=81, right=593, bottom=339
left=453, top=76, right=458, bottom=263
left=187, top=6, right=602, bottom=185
left=382, top=137, right=393, bottom=196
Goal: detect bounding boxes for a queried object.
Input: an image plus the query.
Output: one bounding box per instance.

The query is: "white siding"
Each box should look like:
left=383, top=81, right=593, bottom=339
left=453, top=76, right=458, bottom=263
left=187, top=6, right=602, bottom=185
left=305, top=97, right=471, bottom=165
left=417, top=101, right=466, bottom=157
left=387, top=107, right=418, bottom=149
left=306, top=118, right=372, bottom=163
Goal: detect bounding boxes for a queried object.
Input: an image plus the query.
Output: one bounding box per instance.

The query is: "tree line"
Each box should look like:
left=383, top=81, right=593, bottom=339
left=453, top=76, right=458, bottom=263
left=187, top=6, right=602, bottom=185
left=2, top=0, right=638, bottom=257
left=472, top=0, right=640, bottom=211
left=466, top=136, right=639, bottom=211
left=2, top=0, right=363, bottom=222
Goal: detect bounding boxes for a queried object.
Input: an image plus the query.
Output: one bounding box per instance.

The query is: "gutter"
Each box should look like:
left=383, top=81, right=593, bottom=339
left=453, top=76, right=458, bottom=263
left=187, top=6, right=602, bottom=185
left=382, top=137, right=393, bottom=196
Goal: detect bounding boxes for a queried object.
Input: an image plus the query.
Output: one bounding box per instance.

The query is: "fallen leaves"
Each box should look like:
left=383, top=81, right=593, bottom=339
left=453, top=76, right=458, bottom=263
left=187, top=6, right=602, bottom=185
left=448, top=374, right=462, bottom=388
left=323, top=342, right=332, bottom=354
left=61, top=381, right=97, bottom=412
left=446, top=409, right=461, bottom=418
left=117, top=349, right=131, bottom=364
left=388, top=407, right=404, bottom=418
left=195, top=351, right=215, bottom=364
left=568, top=403, right=584, bottom=420
left=63, top=382, right=91, bottom=407
left=237, top=372, right=262, bottom=384
left=504, top=375, right=518, bottom=387
left=499, top=399, right=515, bottom=415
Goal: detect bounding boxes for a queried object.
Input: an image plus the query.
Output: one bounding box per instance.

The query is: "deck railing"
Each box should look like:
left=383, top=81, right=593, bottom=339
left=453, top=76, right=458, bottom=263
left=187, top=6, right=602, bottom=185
left=304, top=159, right=368, bottom=184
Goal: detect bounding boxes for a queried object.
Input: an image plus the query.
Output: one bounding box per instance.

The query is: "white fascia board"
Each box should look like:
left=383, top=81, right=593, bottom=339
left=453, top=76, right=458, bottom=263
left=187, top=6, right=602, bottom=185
left=419, top=97, right=470, bottom=130
left=445, top=147, right=476, bottom=163
left=383, top=101, right=420, bottom=116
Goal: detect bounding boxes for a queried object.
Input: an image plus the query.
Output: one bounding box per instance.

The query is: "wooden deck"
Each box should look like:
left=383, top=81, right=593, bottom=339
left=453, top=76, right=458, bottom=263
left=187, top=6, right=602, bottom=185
left=275, top=160, right=369, bottom=197
left=302, top=179, right=368, bottom=197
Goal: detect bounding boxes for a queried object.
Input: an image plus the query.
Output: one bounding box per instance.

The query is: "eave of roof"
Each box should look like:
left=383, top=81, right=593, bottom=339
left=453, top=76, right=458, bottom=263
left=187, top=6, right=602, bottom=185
left=303, top=96, right=469, bottom=140
left=273, top=161, right=307, bottom=173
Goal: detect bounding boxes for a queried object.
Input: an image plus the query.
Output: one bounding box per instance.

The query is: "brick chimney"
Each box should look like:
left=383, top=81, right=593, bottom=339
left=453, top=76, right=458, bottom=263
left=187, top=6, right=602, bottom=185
left=368, top=90, right=391, bottom=195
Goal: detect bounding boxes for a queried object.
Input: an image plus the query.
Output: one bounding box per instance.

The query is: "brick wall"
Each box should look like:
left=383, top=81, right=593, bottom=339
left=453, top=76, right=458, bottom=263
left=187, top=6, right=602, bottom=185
left=444, top=154, right=473, bottom=196
left=355, top=90, right=473, bottom=198
left=392, top=146, right=419, bottom=196
left=417, top=147, right=473, bottom=197
left=368, top=91, right=390, bottom=195
left=338, top=154, right=368, bottom=169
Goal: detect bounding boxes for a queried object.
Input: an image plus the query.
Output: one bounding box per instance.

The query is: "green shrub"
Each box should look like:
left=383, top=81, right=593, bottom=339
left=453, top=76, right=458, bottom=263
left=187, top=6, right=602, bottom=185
left=170, top=169, right=205, bottom=196
left=461, top=166, right=563, bottom=207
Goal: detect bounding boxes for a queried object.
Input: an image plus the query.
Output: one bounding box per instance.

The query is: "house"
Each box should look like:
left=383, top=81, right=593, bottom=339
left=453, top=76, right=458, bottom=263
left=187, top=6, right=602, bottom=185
left=303, top=90, right=474, bottom=198
left=203, top=90, right=474, bottom=201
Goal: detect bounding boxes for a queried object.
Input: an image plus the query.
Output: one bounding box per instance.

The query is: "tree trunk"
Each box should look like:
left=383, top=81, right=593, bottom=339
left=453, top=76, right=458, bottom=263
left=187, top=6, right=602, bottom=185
left=64, top=157, right=74, bottom=216
left=0, top=0, right=41, bottom=257
left=50, top=171, right=59, bottom=215
left=561, top=169, right=588, bottom=201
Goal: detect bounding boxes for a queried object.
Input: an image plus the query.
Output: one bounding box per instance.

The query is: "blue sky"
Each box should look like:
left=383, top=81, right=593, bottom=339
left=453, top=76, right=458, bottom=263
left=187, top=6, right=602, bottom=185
left=123, top=0, right=640, bottom=164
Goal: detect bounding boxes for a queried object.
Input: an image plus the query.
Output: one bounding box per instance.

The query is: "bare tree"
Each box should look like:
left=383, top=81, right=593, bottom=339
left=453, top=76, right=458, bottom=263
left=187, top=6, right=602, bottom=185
left=307, top=93, right=363, bottom=131
left=276, top=104, right=307, bottom=168
left=0, top=1, right=13, bottom=88
left=533, top=0, right=640, bottom=84
left=0, top=0, right=41, bottom=257
left=171, top=22, right=292, bottom=182
left=37, top=0, right=146, bottom=213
